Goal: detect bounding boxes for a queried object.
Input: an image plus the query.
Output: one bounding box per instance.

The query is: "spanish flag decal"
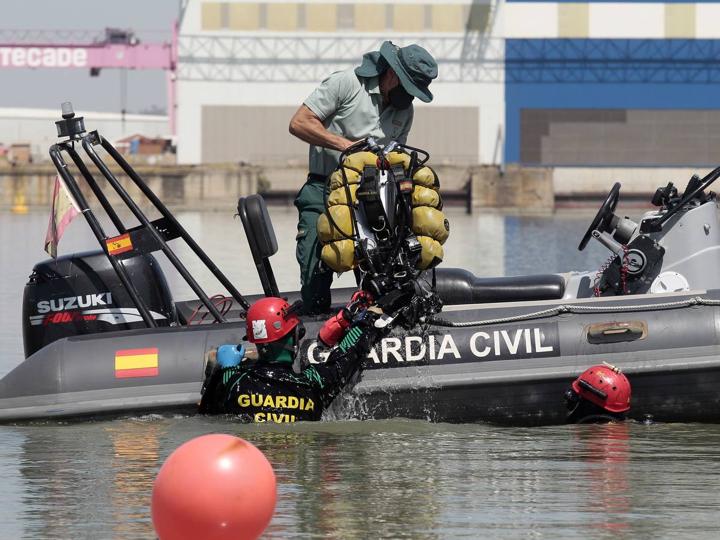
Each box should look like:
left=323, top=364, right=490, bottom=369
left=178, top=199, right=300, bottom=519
left=115, top=348, right=159, bottom=378
left=106, top=233, right=133, bottom=256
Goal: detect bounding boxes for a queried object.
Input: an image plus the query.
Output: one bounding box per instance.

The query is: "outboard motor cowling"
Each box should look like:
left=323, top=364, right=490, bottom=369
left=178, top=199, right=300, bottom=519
left=22, top=250, right=175, bottom=358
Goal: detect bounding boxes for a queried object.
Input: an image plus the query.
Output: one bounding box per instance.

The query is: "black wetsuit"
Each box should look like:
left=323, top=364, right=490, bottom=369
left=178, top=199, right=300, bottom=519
left=566, top=400, right=626, bottom=424
left=199, top=324, right=376, bottom=423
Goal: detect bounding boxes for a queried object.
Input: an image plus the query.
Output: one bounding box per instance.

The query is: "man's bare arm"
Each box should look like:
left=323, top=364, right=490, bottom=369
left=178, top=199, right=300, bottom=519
left=289, top=105, right=355, bottom=152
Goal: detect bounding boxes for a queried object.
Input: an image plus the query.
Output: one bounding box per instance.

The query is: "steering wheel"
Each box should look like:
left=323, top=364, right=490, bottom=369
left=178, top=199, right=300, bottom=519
left=578, top=182, right=621, bottom=251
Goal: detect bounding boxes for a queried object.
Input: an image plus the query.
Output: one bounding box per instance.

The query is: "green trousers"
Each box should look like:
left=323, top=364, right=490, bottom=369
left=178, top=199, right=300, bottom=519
left=294, top=178, right=333, bottom=314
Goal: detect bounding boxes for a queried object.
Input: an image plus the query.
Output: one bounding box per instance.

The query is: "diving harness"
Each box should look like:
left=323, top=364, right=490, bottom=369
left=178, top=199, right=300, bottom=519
left=317, top=139, right=449, bottom=328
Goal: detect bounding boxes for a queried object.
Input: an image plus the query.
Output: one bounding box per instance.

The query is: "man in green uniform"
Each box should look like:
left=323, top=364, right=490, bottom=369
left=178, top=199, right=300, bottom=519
left=289, top=40, right=438, bottom=314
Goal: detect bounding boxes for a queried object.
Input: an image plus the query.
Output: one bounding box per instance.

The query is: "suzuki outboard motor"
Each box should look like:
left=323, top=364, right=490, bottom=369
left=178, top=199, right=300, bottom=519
left=22, top=250, right=175, bottom=358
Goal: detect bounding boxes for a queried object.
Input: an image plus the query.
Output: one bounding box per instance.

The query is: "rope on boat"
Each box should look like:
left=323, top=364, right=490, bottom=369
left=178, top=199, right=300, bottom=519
left=427, top=296, right=720, bottom=328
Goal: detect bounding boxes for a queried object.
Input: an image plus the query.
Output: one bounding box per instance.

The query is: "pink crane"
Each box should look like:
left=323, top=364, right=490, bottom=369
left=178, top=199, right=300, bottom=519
left=0, top=23, right=178, bottom=134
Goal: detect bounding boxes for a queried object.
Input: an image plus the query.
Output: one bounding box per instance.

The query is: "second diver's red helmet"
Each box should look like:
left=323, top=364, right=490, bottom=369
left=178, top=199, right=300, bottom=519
left=245, top=297, right=300, bottom=344
left=571, top=364, right=631, bottom=413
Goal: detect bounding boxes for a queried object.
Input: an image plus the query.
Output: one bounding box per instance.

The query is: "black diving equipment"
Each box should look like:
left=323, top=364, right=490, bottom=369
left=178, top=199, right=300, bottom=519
left=318, top=138, right=447, bottom=327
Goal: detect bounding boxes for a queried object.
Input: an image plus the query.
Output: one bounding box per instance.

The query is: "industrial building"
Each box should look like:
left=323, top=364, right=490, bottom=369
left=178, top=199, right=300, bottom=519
left=0, top=108, right=168, bottom=160
left=176, top=0, right=720, bottom=171
left=503, top=1, right=720, bottom=167
left=176, top=0, right=502, bottom=166
left=2, top=1, right=720, bottom=174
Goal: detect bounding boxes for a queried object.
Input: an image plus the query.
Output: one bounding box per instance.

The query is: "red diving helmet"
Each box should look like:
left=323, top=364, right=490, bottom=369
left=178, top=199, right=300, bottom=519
left=571, top=364, right=631, bottom=413
left=245, top=297, right=301, bottom=344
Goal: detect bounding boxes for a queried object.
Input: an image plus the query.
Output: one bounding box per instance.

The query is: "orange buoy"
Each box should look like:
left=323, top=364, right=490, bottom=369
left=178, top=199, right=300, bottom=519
left=151, top=434, right=276, bottom=540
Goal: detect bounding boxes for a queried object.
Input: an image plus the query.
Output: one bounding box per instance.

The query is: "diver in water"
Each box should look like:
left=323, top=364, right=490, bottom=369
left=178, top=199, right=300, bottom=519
left=199, top=295, right=387, bottom=423
left=564, top=364, right=631, bottom=423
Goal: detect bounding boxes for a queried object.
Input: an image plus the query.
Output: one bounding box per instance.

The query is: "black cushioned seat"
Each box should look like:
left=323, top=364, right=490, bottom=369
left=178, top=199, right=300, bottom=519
left=434, top=268, right=566, bottom=305
left=205, top=267, right=566, bottom=322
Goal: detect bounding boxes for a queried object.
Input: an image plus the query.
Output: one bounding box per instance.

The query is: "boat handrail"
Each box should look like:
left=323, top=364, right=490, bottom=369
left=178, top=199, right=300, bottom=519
left=429, top=295, right=720, bottom=328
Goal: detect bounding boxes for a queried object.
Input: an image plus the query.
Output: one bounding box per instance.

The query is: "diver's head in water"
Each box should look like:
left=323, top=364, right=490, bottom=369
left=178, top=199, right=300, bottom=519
left=565, top=364, right=631, bottom=424
left=245, top=297, right=305, bottom=364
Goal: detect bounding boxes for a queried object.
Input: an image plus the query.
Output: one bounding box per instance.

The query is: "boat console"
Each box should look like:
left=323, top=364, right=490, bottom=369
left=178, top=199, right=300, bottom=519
left=576, top=168, right=720, bottom=297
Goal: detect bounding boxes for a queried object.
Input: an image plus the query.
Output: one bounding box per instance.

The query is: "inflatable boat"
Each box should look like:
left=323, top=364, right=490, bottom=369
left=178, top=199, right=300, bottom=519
left=2, top=106, right=720, bottom=425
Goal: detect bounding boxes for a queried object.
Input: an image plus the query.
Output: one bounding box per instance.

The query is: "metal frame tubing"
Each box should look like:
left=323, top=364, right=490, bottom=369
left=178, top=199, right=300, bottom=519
left=98, top=136, right=251, bottom=311
left=659, top=166, right=720, bottom=227
left=81, top=136, right=229, bottom=322
left=49, top=143, right=157, bottom=327
left=65, top=145, right=126, bottom=235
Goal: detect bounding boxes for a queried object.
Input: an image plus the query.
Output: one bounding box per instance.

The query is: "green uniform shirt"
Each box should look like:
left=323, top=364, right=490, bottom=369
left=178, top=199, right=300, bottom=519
left=303, top=68, right=414, bottom=177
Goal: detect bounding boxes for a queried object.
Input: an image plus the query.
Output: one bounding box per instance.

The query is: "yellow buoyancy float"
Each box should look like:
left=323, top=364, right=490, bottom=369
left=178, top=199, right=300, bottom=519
left=317, top=205, right=354, bottom=243
left=329, top=167, right=361, bottom=191
left=412, top=166, right=440, bottom=189
left=318, top=149, right=450, bottom=273
left=412, top=206, right=450, bottom=245
left=411, top=185, right=441, bottom=208
left=328, top=183, right=359, bottom=206
left=319, top=152, right=376, bottom=272
left=409, top=164, right=448, bottom=270
left=386, top=150, right=411, bottom=170
left=321, top=239, right=356, bottom=273
left=417, top=235, right=444, bottom=270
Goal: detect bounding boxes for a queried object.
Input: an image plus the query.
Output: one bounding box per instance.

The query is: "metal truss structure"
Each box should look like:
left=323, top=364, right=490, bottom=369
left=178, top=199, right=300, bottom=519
left=461, top=0, right=500, bottom=64
left=0, top=29, right=106, bottom=45
left=178, top=35, right=505, bottom=83
left=506, top=39, right=720, bottom=83
left=0, top=27, right=170, bottom=48
left=178, top=33, right=720, bottom=85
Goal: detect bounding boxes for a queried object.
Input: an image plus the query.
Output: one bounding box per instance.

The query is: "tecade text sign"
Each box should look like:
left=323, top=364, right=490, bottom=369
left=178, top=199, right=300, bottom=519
left=0, top=47, right=88, bottom=68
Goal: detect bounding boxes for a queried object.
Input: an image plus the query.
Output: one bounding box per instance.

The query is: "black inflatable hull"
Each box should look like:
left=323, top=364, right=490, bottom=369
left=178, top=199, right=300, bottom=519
left=2, top=289, right=720, bottom=425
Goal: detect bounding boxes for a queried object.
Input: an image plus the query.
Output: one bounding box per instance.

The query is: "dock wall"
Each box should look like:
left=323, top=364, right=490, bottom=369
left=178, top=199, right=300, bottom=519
left=0, top=164, right=261, bottom=211
left=0, top=163, right=704, bottom=212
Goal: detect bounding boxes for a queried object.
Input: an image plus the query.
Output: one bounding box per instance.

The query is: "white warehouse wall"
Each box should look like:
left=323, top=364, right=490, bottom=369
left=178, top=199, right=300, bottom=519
left=0, top=108, right=169, bottom=158
left=176, top=0, right=505, bottom=165
left=176, top=79, right=503, bottom=165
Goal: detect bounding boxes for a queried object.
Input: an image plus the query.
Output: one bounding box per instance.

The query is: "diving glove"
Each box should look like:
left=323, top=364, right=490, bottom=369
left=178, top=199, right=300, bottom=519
left=353, top=306, right=392, bottom=333
left=217, top=344, right=245, bottom=368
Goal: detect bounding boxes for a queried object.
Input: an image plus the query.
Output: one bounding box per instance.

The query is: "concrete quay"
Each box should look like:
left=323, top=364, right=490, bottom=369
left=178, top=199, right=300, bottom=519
left=0, top=162, right=706, bottom=213
left=0, top=163, right=261, bottom=211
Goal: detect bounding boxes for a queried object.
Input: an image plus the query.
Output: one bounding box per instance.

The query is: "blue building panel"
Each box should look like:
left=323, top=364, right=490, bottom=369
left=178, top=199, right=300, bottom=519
left=505, top=39, right=720, bottom=163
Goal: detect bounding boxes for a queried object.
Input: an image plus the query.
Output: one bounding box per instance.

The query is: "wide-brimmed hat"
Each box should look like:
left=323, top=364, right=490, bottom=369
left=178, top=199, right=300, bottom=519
left=355, top=41, right=438, bottom=103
